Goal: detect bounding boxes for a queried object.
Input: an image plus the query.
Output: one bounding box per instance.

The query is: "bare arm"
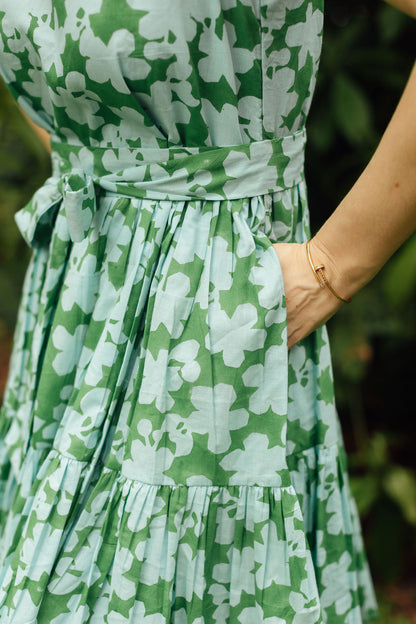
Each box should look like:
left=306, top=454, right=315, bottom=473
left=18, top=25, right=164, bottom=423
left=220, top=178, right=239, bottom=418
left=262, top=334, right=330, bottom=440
left=314, top=60, right=416, bottom=299
left=275, top=3, right=416, bottom=348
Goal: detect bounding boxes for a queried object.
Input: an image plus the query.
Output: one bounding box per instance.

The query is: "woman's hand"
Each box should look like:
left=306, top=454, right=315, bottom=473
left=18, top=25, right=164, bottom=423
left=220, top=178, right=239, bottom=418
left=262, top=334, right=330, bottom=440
left=273, top=239, right=346, bottom=349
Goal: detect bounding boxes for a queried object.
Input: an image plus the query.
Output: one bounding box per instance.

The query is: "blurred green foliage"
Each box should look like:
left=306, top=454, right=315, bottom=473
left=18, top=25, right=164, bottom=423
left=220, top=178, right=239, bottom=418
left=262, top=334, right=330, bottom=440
left=0, top=79, right=50, bottom=329
left=0, top=0, right=415, bottom=617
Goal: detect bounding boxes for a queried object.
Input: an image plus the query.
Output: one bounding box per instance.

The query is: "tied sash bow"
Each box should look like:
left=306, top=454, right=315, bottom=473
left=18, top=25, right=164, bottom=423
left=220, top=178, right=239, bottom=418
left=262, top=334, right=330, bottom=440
left=15, top=170, right=97, bottom=247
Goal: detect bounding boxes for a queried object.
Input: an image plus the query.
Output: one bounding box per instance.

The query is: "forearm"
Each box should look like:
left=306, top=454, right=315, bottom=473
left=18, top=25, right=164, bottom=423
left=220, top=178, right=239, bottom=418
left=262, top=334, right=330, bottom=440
left=313, top=61, right=416, bottom=299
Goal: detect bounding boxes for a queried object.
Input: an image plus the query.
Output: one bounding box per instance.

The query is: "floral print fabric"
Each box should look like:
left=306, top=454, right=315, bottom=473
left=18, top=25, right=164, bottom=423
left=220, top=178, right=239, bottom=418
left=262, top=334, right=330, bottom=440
left=0, top=1, right=378, bottom=622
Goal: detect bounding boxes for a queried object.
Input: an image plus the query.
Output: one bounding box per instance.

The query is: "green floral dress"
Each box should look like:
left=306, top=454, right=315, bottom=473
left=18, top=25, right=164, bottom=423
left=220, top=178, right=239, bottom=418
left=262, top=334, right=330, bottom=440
left=0, top=1, right=378, bottom=622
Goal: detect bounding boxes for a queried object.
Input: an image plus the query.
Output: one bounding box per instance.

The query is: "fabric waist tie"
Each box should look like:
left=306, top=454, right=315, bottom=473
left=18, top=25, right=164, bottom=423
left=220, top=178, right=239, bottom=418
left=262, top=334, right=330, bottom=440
left=15, top=128, right=306, bottom=246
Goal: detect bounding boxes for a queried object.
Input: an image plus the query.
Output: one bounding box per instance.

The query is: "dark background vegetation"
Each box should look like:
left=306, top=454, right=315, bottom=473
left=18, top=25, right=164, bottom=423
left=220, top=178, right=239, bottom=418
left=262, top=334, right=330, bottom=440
left=0, top=1, right=415, bottom=621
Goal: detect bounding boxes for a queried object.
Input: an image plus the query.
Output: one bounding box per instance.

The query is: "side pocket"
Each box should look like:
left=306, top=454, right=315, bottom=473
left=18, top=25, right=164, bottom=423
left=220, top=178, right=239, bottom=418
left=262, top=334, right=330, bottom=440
left=250, top=230, right=287, bottom=345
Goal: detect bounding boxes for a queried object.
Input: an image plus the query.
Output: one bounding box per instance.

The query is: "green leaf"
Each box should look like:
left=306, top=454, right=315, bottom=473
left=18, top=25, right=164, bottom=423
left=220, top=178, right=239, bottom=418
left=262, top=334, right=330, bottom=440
left=377, top=4, right=409, bottom=43
left=383, top=466, right=416, bottom=526
left=331, top=74, right=375, bottom=146
left=350, top=474, right=380, bottom=516
left=366, top=432, right=390, bottom=470
left=383, top=233, right=416, bottom=306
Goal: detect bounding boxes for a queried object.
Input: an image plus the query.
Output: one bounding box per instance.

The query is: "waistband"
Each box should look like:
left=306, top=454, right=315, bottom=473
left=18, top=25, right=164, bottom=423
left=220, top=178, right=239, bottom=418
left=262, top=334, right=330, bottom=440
left=15, top=129, right=306, bottom=246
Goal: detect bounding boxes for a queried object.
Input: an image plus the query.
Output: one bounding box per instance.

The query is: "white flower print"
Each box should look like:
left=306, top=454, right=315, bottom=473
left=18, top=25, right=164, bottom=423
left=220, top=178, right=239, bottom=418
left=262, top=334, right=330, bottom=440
left=242, top=346, right=287, bottom=416
left=219, top=433, right=284, bottom=484
left=52, top=324, right=92, bottom=376
left=169, top=383, right=249, bottom=455
left=207, top=302, right=266, bottom=368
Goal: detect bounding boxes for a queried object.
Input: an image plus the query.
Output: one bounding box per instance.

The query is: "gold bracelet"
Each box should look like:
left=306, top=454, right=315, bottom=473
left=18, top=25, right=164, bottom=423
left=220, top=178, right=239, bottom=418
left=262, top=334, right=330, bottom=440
left=306, top=240, right=352, bottom=304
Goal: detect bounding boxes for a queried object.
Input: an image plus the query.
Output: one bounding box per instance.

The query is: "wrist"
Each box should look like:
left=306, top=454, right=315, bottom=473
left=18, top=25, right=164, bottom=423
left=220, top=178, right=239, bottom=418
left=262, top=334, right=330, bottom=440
left=307, top=236, right=359, bottom=302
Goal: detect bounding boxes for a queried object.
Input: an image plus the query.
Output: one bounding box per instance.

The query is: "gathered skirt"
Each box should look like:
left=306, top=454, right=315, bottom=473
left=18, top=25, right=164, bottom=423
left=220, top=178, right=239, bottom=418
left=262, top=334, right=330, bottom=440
left=0, top=177, right=378, bottom=623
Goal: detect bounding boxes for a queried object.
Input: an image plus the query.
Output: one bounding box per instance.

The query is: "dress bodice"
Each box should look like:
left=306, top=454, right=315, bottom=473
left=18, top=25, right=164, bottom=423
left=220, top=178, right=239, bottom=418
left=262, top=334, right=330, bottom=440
left=0, top=0, right=323, bottom=148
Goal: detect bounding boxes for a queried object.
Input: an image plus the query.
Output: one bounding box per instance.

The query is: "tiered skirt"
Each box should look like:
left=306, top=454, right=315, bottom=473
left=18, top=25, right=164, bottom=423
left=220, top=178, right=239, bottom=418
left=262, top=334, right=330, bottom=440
left=0, top=182, right=378, bottom=623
